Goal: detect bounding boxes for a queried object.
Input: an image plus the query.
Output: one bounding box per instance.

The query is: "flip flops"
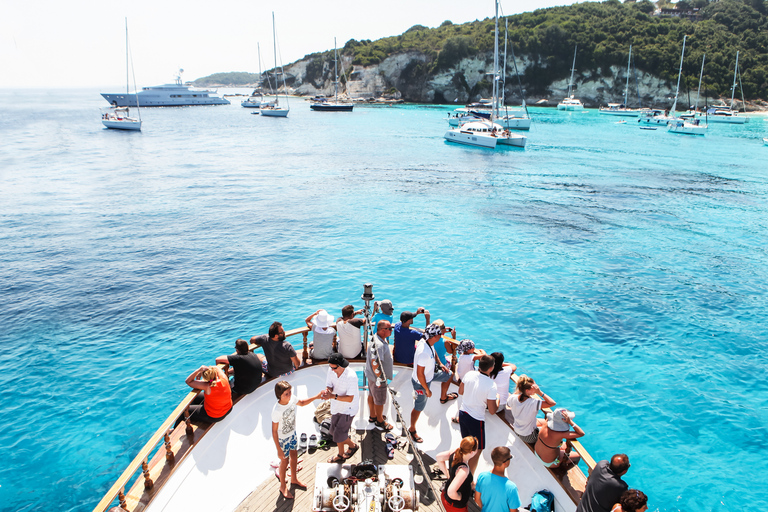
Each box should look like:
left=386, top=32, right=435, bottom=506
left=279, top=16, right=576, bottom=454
left=440, top=393, right=459, bottom=404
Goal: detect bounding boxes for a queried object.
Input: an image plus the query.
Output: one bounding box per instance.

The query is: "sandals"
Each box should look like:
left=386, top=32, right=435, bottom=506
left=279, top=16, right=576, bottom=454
left=375, top=420, right=394, bottom=431
left=368, top=415, right=387, bottom=423
left=328, top=454, right=346, bottom=463
left=440, top=393, right=459, bottom=404
left=451, top=416, right=460, bottom=424
left=344, top=444, right=360, bottom=459
left=308, top=434, right=318, bottom=452
left=408, top=430, right=423, bottom=443
left=385, top=433, right=397, bottom=460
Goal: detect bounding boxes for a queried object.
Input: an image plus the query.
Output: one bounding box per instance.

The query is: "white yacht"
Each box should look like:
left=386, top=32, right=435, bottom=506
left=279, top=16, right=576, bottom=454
left=599, top=46, right=640, bottom=117
left=696, top=51, right=749, bottom=125
left=102, top=19, right=142, bottom=131
left=557, top=47, right=584, bottom=111
left=101, top=70, right=230, bottom=107
left=94, top=286, right=602, bottom=512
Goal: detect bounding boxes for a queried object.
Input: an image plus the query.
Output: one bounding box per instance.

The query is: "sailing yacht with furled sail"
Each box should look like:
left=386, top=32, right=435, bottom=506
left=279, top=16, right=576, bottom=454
left=557, top=46, right=584, bottom=111
left=599, top=46, right=640, bottom=117
left=696, top=51, right=749, bottom=124
left=310, top=38, right=354, bottom=112
left=667, top=35, right=706, bottom=135
left=242, top=43, right=275, bottom=109
left=444, top=0, right=526, bottom=148
left=102, top=19, right=142, bottom=131
left=260, top=12, right=290, bottom=118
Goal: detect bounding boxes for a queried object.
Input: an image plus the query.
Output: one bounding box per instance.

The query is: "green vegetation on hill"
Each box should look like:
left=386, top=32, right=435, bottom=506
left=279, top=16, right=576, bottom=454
left=193, top=72, right=260, bottom=86
left=337, top=0, right=767, bottom=99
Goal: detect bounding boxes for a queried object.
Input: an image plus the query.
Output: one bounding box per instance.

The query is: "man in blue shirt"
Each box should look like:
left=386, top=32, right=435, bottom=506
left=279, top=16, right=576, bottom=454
left=392, top=307, right=430, bottom=364
left=475, top=446, right=521, bottom=512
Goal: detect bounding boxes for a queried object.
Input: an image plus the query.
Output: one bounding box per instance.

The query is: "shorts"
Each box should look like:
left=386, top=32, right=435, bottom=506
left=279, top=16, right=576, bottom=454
left=516, top=426, right=539, bottom=445
left=369, top=382, right=388, bottom=406
left=278, top=432, right=297, bottom=457
left=411, top=370, right=452, bottom=412
left=441, top=491, right=468, bottom=512
left=458, top=410, right=485, bottom=449
left=330, top=413, right=354, bottom=443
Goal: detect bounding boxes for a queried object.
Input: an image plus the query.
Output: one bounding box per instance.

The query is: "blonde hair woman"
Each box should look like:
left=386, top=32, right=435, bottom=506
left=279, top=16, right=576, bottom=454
left=435, top=436, right=479, bottom=512
left=174, top=365, right=232, bottom=426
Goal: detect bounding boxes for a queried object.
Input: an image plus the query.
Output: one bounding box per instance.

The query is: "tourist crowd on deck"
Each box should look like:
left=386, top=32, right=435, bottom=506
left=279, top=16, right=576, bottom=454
left=178, top=299, right=649, bottom=512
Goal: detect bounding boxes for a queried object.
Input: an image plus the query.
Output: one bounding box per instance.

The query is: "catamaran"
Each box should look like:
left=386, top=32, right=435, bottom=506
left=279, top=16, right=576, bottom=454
left=557, top=47, right=584, bottom=111
left=93, top=285, right=607, bottom=512
left=444, top=0, right=526, bottom=148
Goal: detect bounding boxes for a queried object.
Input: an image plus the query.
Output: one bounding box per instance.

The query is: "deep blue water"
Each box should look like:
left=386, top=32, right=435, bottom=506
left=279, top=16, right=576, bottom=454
left=1, top=88, right=767, bottom=512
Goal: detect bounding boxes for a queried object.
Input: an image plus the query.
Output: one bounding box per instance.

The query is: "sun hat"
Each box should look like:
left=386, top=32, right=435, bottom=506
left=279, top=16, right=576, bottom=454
left=379, top=300, right=394, bottom=315
left=314, top=309, right=334, bottom=329
left=547, top=408, right=575, bottom=432
left=457, top=339, right=475, bottom=355
left=328, top=353, right=349, bottom=368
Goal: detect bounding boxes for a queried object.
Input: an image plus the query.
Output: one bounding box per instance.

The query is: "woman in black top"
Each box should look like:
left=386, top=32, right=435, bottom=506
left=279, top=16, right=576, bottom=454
left=435, top=436, right=478, bottom=512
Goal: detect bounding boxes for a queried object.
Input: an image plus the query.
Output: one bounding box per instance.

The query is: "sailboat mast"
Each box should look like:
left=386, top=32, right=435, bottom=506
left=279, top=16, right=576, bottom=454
left=730, top=50, right=739, bottom=110
left=125, top=18, right=129, bottom=96
left=501, top=19, right=508, bottom=114
left=568, top=46, right=577, bottom=98
left=492, top=0, right=499, bottom=120
left=695, top=53, right=705, bottom=111
left=272, top=12, right=278, bottom=104
left=334, top=37, right=339, bottom=103
left=624, top=45, right=631, bottom=106
left=671, top=35, right=686, bottom=115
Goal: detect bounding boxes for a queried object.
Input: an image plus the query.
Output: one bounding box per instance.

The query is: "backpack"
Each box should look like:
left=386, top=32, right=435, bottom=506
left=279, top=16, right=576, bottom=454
left=319, top=418, right=333, bottom=442
left=530, top=489, right=555, bottom=512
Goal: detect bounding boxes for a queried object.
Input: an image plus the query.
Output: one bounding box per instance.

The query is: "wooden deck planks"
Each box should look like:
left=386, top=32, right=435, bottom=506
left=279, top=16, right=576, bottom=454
left=234, top=427, right=484, bottom=512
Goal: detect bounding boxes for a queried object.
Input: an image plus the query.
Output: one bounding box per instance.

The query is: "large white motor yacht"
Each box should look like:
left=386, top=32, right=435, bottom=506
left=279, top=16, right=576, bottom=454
left=101, top=71, right=230, bottom=107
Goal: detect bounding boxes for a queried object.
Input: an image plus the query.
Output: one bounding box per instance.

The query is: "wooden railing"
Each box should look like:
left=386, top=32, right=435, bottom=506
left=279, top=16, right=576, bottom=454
left=92, top=326, right=310, bottom=512
left=94, top=323, right=593, bottom=511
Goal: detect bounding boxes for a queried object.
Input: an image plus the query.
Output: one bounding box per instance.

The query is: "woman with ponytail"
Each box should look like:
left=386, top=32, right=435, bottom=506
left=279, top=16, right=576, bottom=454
left=435, top=436, right=479, bottom=512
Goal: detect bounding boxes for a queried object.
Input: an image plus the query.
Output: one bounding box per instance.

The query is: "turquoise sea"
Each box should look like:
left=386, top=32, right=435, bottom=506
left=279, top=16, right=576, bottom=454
left=1, top=88, right=766, bottom=512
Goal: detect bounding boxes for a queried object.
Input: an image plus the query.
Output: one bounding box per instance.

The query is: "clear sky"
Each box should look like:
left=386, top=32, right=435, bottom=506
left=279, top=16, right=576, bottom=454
left=0, top=0, right=576, bottom=89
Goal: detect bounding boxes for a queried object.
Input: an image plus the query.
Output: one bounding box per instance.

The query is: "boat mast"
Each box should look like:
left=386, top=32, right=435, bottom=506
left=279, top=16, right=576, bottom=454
left=501, top=19, right=508, bottom=117
left=491, top=0, right=499, bottom=122
left=730, top=50, right=739, bottom=111
left=670, top=35, right=686, bottom=116
left=695, top=53, right=705, bottom=111
left=334, top=37, right=339, bottom=103
left=568, top=46, right=577, bottom=98
left=272, top=11, right=278, bottom=105
left=624, top=45, right=631, bottom=106
left=125, top=18, right=129, bottom=96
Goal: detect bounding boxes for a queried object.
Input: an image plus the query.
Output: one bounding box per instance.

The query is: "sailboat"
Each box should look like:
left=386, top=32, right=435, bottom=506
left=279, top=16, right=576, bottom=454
left=444, top=0, right=526, bottom=148
left=259, top=12, right=289, bottom=118
left=102, top=19, right=142, bottom=131
left=599, top=46, right=641, bottom=116
left=557, top=46, right=584, bottom=110
left=310, top=38, right=354, bottom=112
left=697, top=51, right=749, bottom=124
left=667, top=35, right=706, bottom=135
left=242, top=43, right=275, bottom=109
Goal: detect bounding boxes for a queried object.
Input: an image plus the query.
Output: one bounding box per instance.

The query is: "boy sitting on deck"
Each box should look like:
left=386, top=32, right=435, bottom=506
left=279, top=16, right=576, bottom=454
left=271, top=380, right=323, bottom=499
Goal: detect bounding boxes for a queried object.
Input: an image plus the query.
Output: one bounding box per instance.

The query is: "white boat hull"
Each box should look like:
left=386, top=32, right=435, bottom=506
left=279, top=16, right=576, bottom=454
left=598, top=108, right=639, bottom=117
left=497, top=116, right=532, bottom=130
left=259, top=107, right=289, bottom=117
left=698, top=113, right=748, bottom=124
left=557, top=100, right=584, bottom=111
left=668, top=120, right=706, bottom=135
left=102, top=119, right=141, bottom=131
left=444, top=129, right=498, bottom=148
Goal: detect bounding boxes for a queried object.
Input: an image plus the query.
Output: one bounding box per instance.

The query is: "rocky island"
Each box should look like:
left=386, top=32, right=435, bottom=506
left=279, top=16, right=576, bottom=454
left=194, top=0, right=768, bottom=109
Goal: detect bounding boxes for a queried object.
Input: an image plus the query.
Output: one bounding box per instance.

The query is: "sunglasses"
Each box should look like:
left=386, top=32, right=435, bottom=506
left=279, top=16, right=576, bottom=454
left=329, top=365, right=339, bottom=370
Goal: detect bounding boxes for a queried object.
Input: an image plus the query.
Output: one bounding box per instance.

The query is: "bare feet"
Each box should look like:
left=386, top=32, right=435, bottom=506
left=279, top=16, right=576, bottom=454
left=279, top=486, right=294, bottom=499
left=291, top=478, right=307, bottom=489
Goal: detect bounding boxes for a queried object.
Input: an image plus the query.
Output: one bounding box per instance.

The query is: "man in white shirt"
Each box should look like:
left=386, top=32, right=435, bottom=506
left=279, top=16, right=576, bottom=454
left=408, top=322, right=456, bottom=443
left=458, top=354, right=499, bottom=474
left=335, top=305, right=366, bottom=359
left=322, top=353, right=360, bottom=463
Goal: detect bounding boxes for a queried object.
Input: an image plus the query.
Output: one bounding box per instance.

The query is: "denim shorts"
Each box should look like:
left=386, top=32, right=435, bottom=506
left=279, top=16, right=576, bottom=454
left=411, top=370, right=452, bottom=412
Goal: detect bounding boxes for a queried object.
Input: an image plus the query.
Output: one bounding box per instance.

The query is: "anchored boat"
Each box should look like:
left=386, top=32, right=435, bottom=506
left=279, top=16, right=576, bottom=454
left=93, top=286, right=603, bottom=512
